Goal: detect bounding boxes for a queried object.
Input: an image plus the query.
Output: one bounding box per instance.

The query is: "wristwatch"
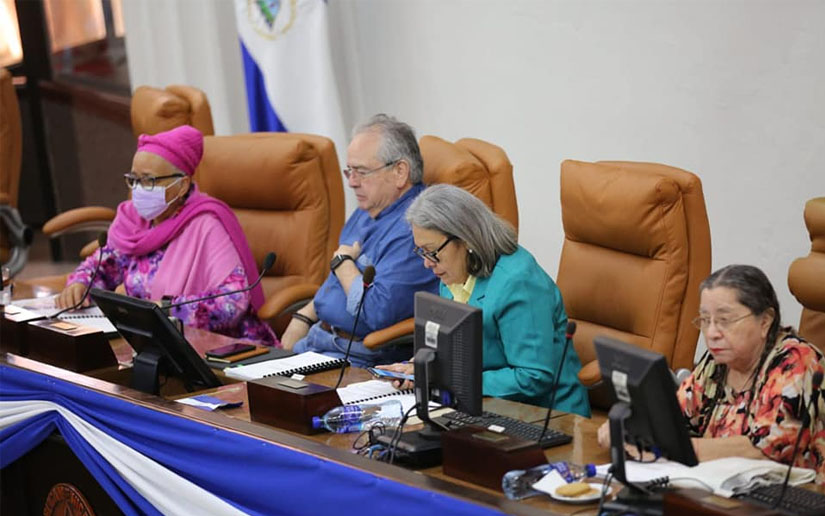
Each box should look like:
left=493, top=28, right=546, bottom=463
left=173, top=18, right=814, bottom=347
left=330, top=254, right=354, bottom=272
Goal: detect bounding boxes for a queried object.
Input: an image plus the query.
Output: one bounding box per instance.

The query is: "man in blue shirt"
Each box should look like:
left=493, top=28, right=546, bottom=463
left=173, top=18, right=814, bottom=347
left=281, top=114, right=439, bottom=367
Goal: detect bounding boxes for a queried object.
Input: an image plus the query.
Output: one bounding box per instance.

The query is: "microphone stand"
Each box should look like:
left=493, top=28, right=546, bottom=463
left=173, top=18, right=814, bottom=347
left=333, top=266, right=376, bottom=390
left=161, top=252, right=276, bottom=312
left=538, top=321, right=576, bottom=443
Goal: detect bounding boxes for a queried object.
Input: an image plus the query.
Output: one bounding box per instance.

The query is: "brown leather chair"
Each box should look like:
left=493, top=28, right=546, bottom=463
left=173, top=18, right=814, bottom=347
left=194, top=133, right=344, bottom=330
left=556, top=160, right=711, bottom=405
left=788, top=197, right=825, bottom=350
left=131, top=84, right=215, bottom=137
left=42, top=84, right=217, bottom=258
left=362, top=135, right=518, bottom=348
left=0, top=68, right=31, bottom=277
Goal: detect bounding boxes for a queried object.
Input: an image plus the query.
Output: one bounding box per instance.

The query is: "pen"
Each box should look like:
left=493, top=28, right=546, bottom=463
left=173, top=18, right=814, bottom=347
left=205, top=356, right=232, bottom=364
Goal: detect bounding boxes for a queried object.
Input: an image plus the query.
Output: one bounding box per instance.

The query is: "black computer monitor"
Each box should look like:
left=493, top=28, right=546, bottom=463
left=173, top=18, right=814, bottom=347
left=90, top=288, right=221, bottom=395
left=412, top=291, right=484, bottom=422
left=594, top=335, right=697, bottom=491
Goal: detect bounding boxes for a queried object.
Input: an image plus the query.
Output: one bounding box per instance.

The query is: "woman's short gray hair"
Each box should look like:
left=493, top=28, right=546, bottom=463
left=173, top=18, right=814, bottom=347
left=353, top=114, right=424, bottom=184
left=406, top=184, right=517, bottom=277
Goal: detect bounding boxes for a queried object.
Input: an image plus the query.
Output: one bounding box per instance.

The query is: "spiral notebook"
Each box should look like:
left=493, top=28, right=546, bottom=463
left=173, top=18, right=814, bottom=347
left=336, top=380, right=443, bottom=417
left=223, top=351, right=346, bottom=381
left=11, top=297, right=118, bottom=335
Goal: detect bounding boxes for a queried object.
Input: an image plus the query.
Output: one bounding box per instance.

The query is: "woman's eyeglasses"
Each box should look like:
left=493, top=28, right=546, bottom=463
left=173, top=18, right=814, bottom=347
left=413, top=235, right=457, bottom=263
left=691, top=312, right=753, bottom=332
left=342, top=159, right=400, bottom=180
left=124, top=173, right=185, bottom=191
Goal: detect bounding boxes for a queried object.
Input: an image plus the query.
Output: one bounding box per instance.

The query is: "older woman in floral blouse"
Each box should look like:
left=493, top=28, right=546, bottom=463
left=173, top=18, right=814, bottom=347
left=599, top=264, right=825, bottom=483
left=56, top=125, right=276, bottom=345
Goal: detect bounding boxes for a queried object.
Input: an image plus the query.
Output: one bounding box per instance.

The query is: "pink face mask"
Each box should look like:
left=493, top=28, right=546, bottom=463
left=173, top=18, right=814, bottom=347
left=131, top=177, right=184, bottom=220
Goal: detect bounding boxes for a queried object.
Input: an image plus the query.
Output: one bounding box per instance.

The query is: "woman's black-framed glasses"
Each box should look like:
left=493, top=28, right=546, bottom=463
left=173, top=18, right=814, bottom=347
left=413, top=235, right=457, bottom=263
left=342, top=159, right=400, bottom=180
left=124, top=173, right=185, bottom=191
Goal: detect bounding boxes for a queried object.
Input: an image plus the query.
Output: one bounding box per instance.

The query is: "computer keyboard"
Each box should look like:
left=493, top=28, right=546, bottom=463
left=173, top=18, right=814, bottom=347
left=434, top=410, right=572, bottom=449
left=736, top=483, right=825, bottom=516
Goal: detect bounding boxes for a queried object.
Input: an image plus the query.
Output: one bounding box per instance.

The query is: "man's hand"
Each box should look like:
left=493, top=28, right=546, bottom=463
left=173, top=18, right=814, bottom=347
left=334, top=241, right=361, bottom=261
left=56, top=283, right=89, bottom=309
left=376, top=362, right=414, bottom=390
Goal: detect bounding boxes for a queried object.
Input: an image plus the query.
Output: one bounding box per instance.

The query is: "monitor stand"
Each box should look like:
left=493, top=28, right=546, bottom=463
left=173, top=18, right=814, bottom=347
left=604, top=400, right=665, bottom=516
left=374, top=424, right=444, bottom=468
left=132, top=349, right=163, bottom=395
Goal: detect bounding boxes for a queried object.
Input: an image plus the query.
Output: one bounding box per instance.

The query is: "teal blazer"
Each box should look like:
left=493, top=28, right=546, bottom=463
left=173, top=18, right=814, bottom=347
left=440, top=246, right=590, bottom=417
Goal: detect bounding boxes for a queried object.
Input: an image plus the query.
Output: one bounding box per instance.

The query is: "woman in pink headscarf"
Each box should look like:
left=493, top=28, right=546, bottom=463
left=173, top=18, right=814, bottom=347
left=56, top=125, right=277, bottom=345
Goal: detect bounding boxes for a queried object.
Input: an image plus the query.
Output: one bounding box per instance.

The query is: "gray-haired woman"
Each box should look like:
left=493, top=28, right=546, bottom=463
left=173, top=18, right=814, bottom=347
left=378, top=184, right=590, bottom=416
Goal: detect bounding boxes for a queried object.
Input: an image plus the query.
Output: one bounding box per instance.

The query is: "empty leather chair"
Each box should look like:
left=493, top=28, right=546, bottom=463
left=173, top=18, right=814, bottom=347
left=556, top=160, right=711, bottom=406
left=788, top=197, right=825, bottom=350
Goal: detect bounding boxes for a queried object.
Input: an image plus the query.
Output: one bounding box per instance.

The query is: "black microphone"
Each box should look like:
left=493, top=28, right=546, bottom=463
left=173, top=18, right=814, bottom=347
left=51, top=231, right=108, bottom=319
left=538, top=321, right=576, bottom=444
left=333, top=265, right=376, bottom=390
left=773, top=370, right=823, bottom=508
left=161, top=252, right=276, bottom=311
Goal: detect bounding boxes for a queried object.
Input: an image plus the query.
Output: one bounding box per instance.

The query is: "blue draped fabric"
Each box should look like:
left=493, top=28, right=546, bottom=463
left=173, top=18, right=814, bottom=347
left=0, top=365, right=502, bottom=515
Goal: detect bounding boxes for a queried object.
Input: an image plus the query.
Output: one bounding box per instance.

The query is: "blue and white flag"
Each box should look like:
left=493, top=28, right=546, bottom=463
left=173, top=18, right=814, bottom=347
left=235, top=0, right=346, bottom=145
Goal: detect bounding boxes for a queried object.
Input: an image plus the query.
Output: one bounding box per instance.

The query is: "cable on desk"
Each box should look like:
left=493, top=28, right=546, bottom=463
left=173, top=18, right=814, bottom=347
left=387, top=403, right=419, bottom=465
left=596, top=468, right=614, bottom=516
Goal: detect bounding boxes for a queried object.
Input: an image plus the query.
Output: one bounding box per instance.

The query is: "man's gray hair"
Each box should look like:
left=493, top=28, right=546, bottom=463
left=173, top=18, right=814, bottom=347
left=406, top=184, right=517, bottom=277
left=353, top=114, right=424, bottom=184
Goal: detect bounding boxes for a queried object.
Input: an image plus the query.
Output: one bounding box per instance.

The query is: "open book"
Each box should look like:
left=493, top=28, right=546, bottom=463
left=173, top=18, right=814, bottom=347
left=596, top=456, right=817, bottom=498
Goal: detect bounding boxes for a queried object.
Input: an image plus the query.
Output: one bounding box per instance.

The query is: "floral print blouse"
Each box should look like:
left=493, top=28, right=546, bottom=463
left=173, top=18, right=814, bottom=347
left=67, top=245, right=276, bottom=345
left=678, top=334, right=825, bottom=483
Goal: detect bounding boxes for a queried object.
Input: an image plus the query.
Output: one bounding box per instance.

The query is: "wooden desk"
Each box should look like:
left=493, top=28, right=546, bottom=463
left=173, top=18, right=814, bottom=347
left=1, top=353, right=611, bottom=516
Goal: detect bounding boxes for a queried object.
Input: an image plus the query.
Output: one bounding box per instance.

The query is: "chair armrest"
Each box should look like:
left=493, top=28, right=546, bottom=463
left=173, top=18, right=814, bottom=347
left=257, top=282, right=319, bottom=321
left=42, top=207, right=116, bottom=237
left=0, top=192, right=10, bottom=204
left=578, top=360, right=602, bottom=388
left=362, top=318, right=414, bottom=350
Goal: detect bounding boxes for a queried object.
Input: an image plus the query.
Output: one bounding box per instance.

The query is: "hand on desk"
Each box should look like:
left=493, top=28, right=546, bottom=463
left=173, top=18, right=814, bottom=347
left=376, top=361, right=414, bottom=390
left=56, top=282, right=91, bottom=309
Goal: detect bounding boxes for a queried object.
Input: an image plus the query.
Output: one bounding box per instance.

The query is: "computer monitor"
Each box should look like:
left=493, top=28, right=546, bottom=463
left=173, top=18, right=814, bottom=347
left=594, top=335, right=697, bottom=490
left=412, top=291, right=484, bottom=422
left=90, top=288, right=221, bottom=395
left=375, top=292, right=483, bottom=466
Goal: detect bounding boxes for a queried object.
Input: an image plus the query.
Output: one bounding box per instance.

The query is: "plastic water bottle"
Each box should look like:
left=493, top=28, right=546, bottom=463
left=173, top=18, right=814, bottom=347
left=312, top=399, right=403, bottom=433
left=502, top=461, right=597, bottom=500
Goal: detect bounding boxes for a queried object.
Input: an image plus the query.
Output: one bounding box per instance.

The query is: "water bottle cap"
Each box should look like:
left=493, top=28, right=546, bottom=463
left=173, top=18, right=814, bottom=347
left=311, top=416, right=322, bottom=429
left=585, top=463, right=596, bottom=477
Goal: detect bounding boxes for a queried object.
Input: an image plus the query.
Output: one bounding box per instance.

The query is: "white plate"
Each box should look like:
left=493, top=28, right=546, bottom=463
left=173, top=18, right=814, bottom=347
left=548, top=482, right=605, bottom=504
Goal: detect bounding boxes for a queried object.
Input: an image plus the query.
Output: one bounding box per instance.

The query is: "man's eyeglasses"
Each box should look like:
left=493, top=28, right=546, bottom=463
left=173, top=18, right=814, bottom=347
left=691, top=312, right=753, bottom=332
left=124, top=173, right=185, bottom=191
left=342, top=159, right=400, bottom=180
left=413, top=235, right=457, bottom=263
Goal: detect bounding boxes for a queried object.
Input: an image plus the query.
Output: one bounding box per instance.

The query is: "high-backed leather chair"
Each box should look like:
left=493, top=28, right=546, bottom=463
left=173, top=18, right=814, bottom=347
left=362, top=136, right=518, bottom=348
left=131, top=85, right=215, bottom=137
left=556, top=160, right=711, bottom=403
left=788, top=197, right=825, bottom=350
left=0, top=68, right=31, bottom=277
left=194, top=133, right=344, bottom=326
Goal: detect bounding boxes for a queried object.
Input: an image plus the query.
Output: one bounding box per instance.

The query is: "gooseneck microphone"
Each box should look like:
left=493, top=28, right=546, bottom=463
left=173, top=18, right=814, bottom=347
left=773, top=370, right=823, bottom=509
left=161, top=252, right=276, bottom=312
left=333, top=265, right=376, bottom=390
left=50, top=231, right=109, bottom=319
left=538, top=321, right=576, bottom=444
